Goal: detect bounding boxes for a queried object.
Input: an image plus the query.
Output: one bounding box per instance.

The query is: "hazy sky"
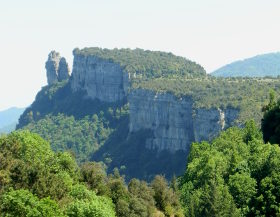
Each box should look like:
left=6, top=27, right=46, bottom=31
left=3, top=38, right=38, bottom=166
left=1, top=0, right=280, bottom=110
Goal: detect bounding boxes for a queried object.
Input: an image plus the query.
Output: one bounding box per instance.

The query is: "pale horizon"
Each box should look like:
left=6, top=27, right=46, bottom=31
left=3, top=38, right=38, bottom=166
left=1, top=0, right=280, bottom=110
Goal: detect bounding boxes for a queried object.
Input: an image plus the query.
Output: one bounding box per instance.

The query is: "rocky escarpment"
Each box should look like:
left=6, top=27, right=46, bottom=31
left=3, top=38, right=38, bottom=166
left=46, top=51, right=70, bottom=85
left=45, top=48, right=240, bottom=153
left=129, top=89, right=239, bottom=152
left=71, top=49, right=129, bottom=102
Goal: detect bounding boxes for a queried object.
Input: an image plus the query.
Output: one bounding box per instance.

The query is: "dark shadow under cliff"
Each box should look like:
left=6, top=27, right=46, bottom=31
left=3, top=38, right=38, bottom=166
left=92, top=118, right=188, bottom=181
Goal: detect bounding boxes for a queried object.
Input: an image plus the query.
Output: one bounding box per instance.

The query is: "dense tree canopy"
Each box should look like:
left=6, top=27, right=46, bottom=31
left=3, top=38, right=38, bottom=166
left=179, top=121, right=280, bottom=216
left=0, top=131, right=181, bottom=217
left=23, top=114, right=113, bottom=163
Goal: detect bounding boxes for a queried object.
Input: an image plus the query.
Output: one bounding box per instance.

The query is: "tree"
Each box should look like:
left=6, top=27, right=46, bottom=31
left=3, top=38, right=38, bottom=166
left=262, top=92, right=280, bottom=144
left=180, top=123, right=280, bottom=216
left=228, top=173, right=256, bottom=213
left=0, top=188, right=63, bottom=217
left=80, top=162, right=109, bottom=196
left=66, top=184, right=116, bottom=217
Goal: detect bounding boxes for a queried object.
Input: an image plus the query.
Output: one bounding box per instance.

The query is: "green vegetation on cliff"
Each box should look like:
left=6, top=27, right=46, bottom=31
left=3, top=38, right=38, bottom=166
left=23, top=114, right=113, bottom=162
left=18, top=82, right=129, bottom=164
left=73, top=47, right=206, bottom=79
left=133, top=77, right=280, bottom=123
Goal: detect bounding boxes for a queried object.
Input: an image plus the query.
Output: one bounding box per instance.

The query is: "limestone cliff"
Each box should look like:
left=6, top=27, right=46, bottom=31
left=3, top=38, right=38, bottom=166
left=62, top=48, right=240, bottom=153
left=129, top=89, right=239, bottom=152
left=46, top=51, right=70, bottom=85
left=71, top=50, right=129, bottom=102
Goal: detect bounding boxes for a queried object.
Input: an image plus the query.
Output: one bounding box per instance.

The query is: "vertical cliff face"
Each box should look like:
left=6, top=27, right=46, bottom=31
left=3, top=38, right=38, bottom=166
left=129, top=89, right=239, bottom=152
left=129, top=89, right=194, bottom=152
left=71, top=53, right=129, bottom=102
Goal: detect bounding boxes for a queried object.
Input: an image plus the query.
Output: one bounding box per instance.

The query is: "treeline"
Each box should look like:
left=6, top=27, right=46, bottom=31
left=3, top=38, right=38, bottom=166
left=0, top=131, right=183, bottom=217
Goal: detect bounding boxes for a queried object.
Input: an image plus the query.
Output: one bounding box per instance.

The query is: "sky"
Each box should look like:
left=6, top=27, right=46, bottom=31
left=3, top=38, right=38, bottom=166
left=1, top=0, right=280, bottom=111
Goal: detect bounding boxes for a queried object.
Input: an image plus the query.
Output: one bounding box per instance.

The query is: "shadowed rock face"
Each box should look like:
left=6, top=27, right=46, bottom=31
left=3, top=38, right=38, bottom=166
left=45, top=51, right=70, bottom=85
left=58, top=57, right=70, bottom=81
left=71, top=53, right=129, bottom=102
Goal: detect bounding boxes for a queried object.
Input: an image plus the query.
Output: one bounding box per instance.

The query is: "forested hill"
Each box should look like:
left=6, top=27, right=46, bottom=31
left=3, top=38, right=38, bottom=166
left=211, top=52, right=280, bottom=77
left=73, top=47, right=206, bottom=78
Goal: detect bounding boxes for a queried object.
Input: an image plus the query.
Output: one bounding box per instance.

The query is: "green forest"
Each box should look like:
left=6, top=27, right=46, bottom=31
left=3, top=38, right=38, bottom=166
left=0, top=131, right=183, bottom=217
left=2, top=93, right=280, bottom=216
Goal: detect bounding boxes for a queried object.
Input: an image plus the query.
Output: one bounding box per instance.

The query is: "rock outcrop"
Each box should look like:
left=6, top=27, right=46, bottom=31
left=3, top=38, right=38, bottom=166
left=45, top=51, right=60, bottom=85
left=58, top=57, right=70, bottom=82
left=45, top=51, right=70, bottom=85
left=71, top=50, right=129, bottom=102
left=65, top=48, right=240, bottom=153
left=129, top=89, right=239, bottom=152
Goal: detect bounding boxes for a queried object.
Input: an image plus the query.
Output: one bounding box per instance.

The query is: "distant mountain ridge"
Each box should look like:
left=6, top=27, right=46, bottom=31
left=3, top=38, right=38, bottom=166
left=0, top=107, right=25, bottom=133
left=211, top=52, right=280, bottom=77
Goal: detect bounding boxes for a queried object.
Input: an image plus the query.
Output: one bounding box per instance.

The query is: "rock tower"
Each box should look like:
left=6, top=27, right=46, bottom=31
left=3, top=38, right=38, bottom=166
left=45, top=51, right=70, bottom=85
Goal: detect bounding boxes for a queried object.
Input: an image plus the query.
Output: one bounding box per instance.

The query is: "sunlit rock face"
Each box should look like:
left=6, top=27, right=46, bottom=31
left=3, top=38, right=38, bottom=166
left=46, top=51, right=60, bottom=85
left=71, top=52, right=129, bottom=102
left=129, top=89, right=239, bottom=152
left=45, top=51, right=70, bottom=85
